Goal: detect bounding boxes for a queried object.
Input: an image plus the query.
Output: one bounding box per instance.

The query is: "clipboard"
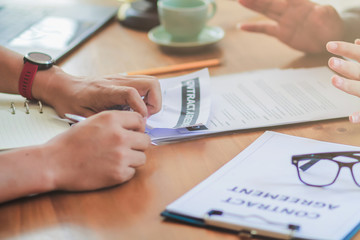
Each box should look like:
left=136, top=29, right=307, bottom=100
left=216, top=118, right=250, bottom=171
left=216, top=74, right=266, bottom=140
left=161, top=131, right=360, bottom=240
left=162, top=209, right=360, bottom=240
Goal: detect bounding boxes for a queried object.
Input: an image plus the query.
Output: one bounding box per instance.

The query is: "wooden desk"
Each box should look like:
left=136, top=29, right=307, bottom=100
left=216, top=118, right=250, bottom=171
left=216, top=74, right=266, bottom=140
left=1, top=1, right=360, bottom=239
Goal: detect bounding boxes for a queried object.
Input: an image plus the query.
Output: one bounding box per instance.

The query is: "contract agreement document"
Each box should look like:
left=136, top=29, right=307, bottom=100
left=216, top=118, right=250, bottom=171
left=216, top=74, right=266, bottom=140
left=147, top=67, right=360, bottom=144
left=162, top=131, right=360, bottom=240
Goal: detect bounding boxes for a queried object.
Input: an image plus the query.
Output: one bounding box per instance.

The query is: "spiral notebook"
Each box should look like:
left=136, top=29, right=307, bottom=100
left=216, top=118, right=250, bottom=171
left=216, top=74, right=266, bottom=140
left=0, top=93, right=70, bottom=150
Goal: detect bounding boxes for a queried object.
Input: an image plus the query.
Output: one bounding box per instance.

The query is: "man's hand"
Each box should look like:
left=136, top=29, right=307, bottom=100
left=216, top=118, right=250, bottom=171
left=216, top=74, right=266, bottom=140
left=238, top=0, right=344, bottom=53
left=45, top=111, right=150, bottom=191
left=33, top=70, right=162, bottom=118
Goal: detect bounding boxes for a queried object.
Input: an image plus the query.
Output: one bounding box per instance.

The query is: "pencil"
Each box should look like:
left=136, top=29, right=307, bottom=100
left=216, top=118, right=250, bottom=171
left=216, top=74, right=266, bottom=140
left=127, top=58, right=221, bottom=76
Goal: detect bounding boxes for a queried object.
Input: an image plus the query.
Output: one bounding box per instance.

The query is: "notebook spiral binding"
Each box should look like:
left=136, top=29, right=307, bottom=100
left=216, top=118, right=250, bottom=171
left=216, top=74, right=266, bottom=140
left=9, top=100, right=44, bottom=114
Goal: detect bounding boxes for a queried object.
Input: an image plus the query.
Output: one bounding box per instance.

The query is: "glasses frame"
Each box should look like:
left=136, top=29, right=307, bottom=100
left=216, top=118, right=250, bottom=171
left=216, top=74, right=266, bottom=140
left=291, top=151, right=360, bottom=187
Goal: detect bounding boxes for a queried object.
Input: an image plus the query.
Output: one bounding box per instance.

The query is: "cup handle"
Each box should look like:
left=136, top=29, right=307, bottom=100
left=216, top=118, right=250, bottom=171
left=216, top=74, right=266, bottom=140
left=207, top=0, right=217, bottom=20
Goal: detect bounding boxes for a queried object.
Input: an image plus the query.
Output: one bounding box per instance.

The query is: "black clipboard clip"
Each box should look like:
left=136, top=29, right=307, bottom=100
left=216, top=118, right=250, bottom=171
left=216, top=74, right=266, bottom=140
left=204, top=210, right=300, bottom=240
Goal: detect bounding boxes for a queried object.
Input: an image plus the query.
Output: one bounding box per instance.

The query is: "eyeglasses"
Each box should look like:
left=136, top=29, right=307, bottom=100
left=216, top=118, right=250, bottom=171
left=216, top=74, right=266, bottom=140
left=291, top=151, right=360, bottom=187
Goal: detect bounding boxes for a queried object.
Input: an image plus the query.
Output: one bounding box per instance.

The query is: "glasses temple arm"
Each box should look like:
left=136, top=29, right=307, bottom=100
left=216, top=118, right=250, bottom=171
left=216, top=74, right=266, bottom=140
left=299, top=159, right=319, bottom=171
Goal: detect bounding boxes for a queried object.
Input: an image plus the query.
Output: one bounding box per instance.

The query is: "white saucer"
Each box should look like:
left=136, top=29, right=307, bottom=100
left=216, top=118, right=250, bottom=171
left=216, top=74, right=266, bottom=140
left=148, top=25, right=224, bottom=49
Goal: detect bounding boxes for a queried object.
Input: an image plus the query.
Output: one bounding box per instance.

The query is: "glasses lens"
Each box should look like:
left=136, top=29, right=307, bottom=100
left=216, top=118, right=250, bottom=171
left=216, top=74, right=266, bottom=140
left=351, top=163, right=360, bottom=186
left=297, top=159, right=339, bottom=186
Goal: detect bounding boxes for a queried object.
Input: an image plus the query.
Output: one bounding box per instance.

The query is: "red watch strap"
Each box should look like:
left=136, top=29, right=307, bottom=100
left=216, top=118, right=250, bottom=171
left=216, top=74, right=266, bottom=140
left=18, top=61, right=38, bottom=100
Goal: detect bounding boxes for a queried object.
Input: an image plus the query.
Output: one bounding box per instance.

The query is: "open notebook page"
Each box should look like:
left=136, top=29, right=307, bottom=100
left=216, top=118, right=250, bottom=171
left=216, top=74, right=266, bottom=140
left=0, top=93, right=70, bottom=150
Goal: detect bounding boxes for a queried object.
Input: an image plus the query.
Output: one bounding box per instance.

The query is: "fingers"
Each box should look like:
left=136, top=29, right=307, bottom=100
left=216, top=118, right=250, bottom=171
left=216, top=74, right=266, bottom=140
left=328, top=57, right=360, bottom=80
left=350, top=112, right=360, bottom=123
left=330, top=74, right=360, bottom=124
left=104, top=74, right=162, bottom=117
left=327, top=41, right=360, bottom=82
left=99, top=86, right=148, bottom=117
left=239, top=21, right=278, bottom=37
left=127, top=150, right=147, bottom=168
left=143, top=87, right=162, bottom=116
left=111, top=111, right=147, bottom=132
left=327, top=40, right=360, bottom=100
left=123, top=75, right=162, bottom=116
left=96, top=110, right=150, bottom=149
left=125, top=129, right=151, bottom=151
left=116, top=167, right=136, bottom=183
left=121, top=87, right=149, bottom=118
left=87, top=110, right=146, bottom=133
left=75, top=108, right=96, bottom=118
left=238, top=0, right=287, bottom=20
left=331, top=75, right=360, bottom=98
left=104, top=113, right=149, bottom=182
left=47, top=110, right=151, bottom=191
left=327, top=41, right=360, bottom=62
left=112, top=152, right=146, bottom=182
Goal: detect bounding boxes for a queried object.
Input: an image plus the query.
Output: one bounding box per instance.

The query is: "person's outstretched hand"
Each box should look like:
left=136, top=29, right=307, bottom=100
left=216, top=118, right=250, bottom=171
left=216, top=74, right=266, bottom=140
left=327, top=39, right=360, bottom=123
left=238, top=0, right=344, bottom=53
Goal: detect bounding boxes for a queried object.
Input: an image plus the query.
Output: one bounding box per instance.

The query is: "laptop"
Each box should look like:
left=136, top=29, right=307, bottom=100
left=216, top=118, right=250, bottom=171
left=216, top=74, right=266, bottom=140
left=0, top=1, right=118, bottom=61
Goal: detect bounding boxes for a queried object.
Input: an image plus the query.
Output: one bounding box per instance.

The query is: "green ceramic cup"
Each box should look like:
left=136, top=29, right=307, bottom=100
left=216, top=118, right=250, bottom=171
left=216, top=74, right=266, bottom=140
left=157, top=0, right=217, bottom=42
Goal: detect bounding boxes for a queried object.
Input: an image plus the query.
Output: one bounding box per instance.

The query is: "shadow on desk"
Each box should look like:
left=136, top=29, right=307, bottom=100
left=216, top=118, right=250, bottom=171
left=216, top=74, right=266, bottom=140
left=284, top=53, right=332, bottom=69
left=155, top=44, right=223, bottom=56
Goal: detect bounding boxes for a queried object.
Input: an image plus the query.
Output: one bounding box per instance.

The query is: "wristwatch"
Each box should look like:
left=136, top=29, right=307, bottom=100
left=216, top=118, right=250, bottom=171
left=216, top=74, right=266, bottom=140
left=18, top=52, right=55, bottom=100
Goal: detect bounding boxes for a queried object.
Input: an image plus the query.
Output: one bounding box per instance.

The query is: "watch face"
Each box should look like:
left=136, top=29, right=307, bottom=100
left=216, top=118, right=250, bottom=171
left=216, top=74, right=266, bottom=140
left=24, top=52, right=54, bottom=70
left=26, top=52, right=53, bottom=64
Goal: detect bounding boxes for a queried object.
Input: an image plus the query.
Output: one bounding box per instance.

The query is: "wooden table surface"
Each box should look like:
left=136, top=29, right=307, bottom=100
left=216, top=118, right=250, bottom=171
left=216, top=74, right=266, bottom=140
left=1, top=1, right=360, bottom=239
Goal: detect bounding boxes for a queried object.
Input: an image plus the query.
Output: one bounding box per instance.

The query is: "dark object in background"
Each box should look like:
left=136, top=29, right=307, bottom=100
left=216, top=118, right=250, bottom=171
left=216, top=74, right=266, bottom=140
left=118, top=0, right=159, bottom=31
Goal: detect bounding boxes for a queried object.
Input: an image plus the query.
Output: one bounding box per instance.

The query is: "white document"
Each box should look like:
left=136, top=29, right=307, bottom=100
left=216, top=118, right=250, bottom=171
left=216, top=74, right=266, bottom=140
left=148, top=67, right=360, bottom=144
left=164, top=131, right=360, bottom=240
left=0, top=93, right=70, bottom=150
left=146, top=68, right=211, bottom=129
